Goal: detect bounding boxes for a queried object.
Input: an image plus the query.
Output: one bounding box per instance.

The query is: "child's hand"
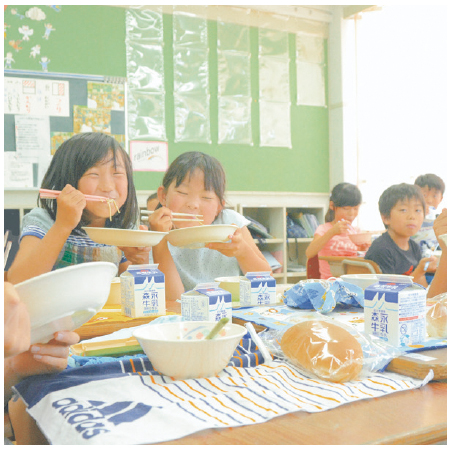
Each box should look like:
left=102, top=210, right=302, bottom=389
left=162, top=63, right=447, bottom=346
left=55, top=184, right=86, bottom=232
left=148, top=206, right=173, bottom=232
left=331, top=219, right=352, bottom=236
left=118, top=225, right=152, bottom=264
left=433, top=208, right=447, bottom=240
left=419, top=255, right=438, bottom=273
left=205, top=227, right=248, bottom=258
left=357, top=243, right=371, bottom=251
left=7, top=330, right=80, bottom=378
left=4, top=282, right=31, bottom=358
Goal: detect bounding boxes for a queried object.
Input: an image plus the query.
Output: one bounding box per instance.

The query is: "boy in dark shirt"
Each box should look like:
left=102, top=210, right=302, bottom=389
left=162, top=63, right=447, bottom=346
left=366, top=183, right=437, bottom=287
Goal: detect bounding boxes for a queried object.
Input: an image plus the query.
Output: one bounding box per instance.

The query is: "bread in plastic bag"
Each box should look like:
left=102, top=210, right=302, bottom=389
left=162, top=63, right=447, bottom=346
left=426, top=293, right=447, bottom=338
left=258, top=315, right=401, bottom=383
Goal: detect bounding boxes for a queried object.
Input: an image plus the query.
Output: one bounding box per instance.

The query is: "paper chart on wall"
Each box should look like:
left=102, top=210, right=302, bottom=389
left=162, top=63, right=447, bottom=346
left=4, top=152, right=34, bottom=188
left=4, top=77, right=70, bottom=116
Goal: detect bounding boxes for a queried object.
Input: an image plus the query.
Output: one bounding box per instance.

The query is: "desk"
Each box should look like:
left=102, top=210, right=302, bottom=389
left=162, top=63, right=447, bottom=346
left=158, top=381, right=446, bottom=445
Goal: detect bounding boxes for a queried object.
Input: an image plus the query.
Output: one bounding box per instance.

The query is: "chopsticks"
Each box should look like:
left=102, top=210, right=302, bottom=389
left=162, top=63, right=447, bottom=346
left=39, top=189, right=109, bottom=202
left=141, top=210, right=204, bottom=223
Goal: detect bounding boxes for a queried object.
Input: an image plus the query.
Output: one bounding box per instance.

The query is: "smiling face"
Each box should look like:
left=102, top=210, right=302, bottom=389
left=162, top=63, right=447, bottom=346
left=382, top=197, right=425, bottom=239
left=77, top=150, right=128, bottom=225
left=158, top=168, right=223, bottom=228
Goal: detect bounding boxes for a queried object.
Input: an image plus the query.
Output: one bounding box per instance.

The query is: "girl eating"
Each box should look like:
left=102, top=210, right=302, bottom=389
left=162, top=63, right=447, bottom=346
left=148, top=151, right=271, bottom=302
left=305, top=182, right=369, bottom=279
left=8, top=133, right=150, bottom=284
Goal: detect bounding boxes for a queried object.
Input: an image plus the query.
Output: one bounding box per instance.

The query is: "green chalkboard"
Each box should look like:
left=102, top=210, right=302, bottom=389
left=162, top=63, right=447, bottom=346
left=4, top=6, right=329, bottom=194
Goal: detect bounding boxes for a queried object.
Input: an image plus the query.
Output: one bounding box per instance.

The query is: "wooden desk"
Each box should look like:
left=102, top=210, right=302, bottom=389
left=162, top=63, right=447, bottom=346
left=159, top=381, right=447, bottom=445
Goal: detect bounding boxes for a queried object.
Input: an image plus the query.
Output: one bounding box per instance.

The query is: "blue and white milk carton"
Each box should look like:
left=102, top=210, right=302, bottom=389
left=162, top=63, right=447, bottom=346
left=120, top=264, right=165, bottom=318
left=239, top=272, right=276, bottom=307
left=364, top=275, right=426, bottom=347
left=181, top=282, right=232, bottom=322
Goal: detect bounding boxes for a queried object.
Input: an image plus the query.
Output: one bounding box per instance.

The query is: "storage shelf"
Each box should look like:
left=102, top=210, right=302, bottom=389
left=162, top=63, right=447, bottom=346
left=287, top=238, right=313, bottom=244
left=238, top=203, right=326, bottom=284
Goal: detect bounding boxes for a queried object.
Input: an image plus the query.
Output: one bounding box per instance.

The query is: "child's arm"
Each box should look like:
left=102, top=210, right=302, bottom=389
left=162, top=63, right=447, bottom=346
left=411, top=256, right=437, bottom=287
left=148, top=207, right=184, bottom=302
left=8, top=185, right=85, bottom=284
left=206, top=226, right=272, bottom=274
left=305, top=220, right=351, bottom=259
left=151, top=236, right=185, bottom=302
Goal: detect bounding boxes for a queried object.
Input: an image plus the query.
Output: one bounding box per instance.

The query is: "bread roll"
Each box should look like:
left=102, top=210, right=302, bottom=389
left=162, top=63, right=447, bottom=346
left=280, top=320, right=363, bottom=383
left=426, top=297, right=447, bottom=338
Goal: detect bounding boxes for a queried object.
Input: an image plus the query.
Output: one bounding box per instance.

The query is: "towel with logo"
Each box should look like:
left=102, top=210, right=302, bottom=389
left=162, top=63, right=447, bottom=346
left=13, top=336, right=433, bottom=445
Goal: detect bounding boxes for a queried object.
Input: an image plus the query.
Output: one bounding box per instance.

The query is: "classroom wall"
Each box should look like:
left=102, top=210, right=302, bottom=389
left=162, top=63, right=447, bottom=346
left=4, top=5, right=330, bottom=194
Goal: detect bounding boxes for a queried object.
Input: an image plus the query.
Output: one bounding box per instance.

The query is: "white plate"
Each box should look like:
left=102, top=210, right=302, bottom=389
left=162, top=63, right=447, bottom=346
left=83, top=227, right=168, bottom=247
left=14, top=262, right=118, bottom=344
left=167, top=224, right=238, bottom=249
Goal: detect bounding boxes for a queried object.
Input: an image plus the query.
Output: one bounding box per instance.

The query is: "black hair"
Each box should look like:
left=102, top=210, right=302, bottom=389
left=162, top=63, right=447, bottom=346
left=325, top=182, right=362, bottom=222
left=161, top=152, right=226, bottom=205
left=378, top=183, right=426, bottom=229
left=414, top=174, right=445, bottom=195
left=39, top=132, right=138, bottom=234
left=146, top=193, right=158, bottom=202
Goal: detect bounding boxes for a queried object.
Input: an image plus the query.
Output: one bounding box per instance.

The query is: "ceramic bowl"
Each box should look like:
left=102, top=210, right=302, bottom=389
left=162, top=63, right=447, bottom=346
left=167, top=224, right=238, bottom=249
left=133, top=321, right=247, bottom=379
left=348, top=232, right=374, bottom=246
left=105, top=277, right=121, bottom=306
left=82, top=227, right=168, bottom=247
left=215, top=276, right=241, bottom=301
left=15, top=262, right=118, bottom=344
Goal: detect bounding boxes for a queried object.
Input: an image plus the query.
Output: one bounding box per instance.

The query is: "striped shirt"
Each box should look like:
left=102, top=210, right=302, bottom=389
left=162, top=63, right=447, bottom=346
left=21, top=208, right=126, bottom=271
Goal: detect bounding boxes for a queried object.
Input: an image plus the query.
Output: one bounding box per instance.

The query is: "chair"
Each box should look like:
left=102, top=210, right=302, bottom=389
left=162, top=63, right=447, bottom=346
left=306, top=255, right=321, bottom=279
left=318, top=255, right=381, bottom=276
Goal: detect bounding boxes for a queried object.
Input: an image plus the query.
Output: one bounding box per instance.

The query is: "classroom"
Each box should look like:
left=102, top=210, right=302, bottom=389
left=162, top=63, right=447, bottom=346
left=3, top=5, right=447, bottom=445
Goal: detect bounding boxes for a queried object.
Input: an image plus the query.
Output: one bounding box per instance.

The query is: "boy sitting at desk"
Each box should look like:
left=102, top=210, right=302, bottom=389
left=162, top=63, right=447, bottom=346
left=365, top=183, right=437, bottom=287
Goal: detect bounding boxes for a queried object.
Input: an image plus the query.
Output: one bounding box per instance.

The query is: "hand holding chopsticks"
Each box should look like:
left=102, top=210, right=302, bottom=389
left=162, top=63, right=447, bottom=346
left=39, top=189, right=109, bottom=202
left=142, top=210, right=204, bottom=223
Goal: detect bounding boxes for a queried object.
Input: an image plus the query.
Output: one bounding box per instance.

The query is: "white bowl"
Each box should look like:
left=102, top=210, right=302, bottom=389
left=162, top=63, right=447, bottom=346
left=167, top=224, right=238, bottom=249
left=215, top=276, right=241, bottom=301
left=105, top=277, right=121, bottom=306
left=340, top=274, right=379, bottom=290
left=82, top=227, right=168, bottom=247
left=15, top=262, right=118, bottom=344
left=133, top=321, right=247, bottom=379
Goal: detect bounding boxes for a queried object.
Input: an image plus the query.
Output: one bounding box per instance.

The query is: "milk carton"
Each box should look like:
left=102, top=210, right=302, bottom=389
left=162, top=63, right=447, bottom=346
left=181, top=282, right=232, bottom=322
left=120, top=264, right=165, bottom=318
left=364, top=275, right=426, bottom=347
left=239, top=272, right=276, bottom=306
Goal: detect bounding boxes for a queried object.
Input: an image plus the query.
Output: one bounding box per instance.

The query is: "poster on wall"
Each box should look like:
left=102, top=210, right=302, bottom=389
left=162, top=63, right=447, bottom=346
left=129, top=141, right=168, bottom=172
left=73, top=105, right=111, bottom=134
left=4, top=77, right=70, bottom=116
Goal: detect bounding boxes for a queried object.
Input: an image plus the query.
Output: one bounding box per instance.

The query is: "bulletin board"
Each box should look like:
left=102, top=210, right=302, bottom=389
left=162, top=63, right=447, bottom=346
left=4, top=73, right=126, bottom=188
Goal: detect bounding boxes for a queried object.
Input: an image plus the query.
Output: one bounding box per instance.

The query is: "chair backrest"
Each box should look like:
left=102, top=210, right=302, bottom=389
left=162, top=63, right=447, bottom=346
left=306, top=255, right=321, bottom=279
left=318, top=255, right=382, bottom=276
left=342, top=258, right=382, bottom=274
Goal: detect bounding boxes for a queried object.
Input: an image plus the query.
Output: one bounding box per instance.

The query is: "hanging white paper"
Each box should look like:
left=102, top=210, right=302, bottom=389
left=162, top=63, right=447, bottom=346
left=129, top=140, right=168, bottom=172
left=4, top=152, right=34, bottom=188
left=4, top=77, right=70, bottom=116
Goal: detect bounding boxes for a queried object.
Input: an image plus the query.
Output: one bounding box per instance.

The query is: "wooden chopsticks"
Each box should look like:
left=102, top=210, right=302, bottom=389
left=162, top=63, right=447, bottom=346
left=141, top=210, right=204, bottom=223
left=39, top=189, right=109, bottom=202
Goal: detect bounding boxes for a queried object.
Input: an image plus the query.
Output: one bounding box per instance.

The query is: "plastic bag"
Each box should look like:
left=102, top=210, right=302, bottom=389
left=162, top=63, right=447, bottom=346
left=283, top=278, right=364, bottom=313
left=258, top=315, right=401, bottom=382
left=426, top=293, right=447, bottom=338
